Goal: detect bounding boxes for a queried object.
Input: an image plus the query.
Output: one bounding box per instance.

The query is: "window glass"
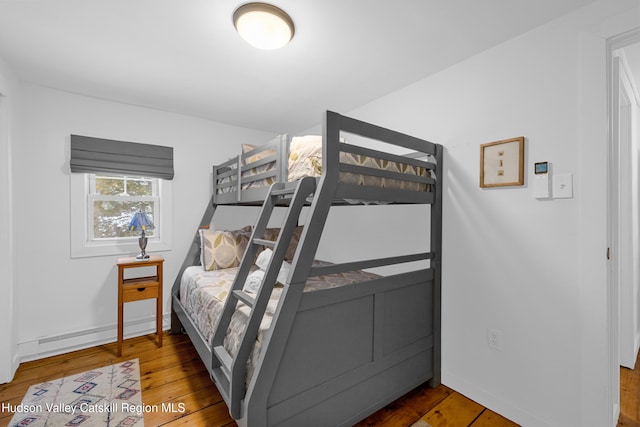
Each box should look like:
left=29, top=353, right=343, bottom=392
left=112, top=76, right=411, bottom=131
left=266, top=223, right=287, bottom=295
left=89, top=175, right=159, bottom=241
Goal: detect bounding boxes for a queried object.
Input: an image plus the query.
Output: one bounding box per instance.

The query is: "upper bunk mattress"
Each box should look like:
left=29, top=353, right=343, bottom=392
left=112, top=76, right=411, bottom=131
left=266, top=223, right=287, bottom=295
left=179, top=263, right=379, bottom=383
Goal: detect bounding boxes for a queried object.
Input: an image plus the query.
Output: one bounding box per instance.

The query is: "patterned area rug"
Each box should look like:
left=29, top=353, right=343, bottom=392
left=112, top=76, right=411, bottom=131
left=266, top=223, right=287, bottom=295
left=8, top=359, right=144, bottom=427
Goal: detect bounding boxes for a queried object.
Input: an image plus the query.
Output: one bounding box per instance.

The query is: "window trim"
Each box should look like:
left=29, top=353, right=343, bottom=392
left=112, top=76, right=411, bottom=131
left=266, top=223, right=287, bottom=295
left=70, top=173, right=172, bottom=258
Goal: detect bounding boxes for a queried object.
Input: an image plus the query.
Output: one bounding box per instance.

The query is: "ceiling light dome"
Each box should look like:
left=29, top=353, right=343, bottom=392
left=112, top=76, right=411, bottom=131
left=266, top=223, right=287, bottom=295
left=233, top=2, right=295, bottom=50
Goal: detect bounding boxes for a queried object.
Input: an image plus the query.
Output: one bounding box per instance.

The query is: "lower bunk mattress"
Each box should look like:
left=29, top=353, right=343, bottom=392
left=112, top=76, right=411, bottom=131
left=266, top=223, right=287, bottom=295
left=179, top=263, right=379, bottom=382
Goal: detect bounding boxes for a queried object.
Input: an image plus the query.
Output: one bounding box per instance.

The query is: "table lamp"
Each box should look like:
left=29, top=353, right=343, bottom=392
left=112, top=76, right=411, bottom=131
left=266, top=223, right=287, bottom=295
left=128, top=210, right=154, bottom=259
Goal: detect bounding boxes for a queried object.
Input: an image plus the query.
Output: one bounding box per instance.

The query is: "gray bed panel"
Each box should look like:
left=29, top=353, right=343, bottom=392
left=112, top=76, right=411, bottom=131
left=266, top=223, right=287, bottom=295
left=265, top=275, right=434, bottom=423
left=268, top=294, right=375, bottom=405
left=269, top=345, right=433, bottom=426
left=213, top=191, right=240, bottom=205
left=383, top=281, right=433, bottom=355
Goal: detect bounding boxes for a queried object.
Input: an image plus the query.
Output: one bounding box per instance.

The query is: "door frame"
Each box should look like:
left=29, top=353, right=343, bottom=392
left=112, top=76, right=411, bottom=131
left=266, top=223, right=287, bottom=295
left=607, top=26, right=640, bottom=426
left=616, top=51, right=640, bottom=369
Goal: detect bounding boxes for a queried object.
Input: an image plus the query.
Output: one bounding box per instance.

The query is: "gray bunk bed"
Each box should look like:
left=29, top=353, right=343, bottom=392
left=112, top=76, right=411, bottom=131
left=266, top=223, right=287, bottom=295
left=170, top=111, right=443, bottom=427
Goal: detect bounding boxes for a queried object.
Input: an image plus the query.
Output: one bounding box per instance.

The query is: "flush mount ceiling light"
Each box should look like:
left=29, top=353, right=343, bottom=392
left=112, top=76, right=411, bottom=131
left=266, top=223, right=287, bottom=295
left=233, top=2, right=295, bottom=50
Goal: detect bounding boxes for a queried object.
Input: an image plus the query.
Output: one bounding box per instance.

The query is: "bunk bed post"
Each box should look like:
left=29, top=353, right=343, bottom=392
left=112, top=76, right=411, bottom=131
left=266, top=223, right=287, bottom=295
left=236, top=157, right=242, bottom=203
left=280, top=135, right=289, bottom=182
left=213, top=165, right=219, bottom=205
left=429, top=143, right=444, bottom=387
left=170, top=194, right=217, bottom=334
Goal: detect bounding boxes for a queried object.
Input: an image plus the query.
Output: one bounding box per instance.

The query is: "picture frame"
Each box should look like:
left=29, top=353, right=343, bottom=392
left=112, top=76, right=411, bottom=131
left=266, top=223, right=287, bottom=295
left=479, top=136, right=525, bottom=188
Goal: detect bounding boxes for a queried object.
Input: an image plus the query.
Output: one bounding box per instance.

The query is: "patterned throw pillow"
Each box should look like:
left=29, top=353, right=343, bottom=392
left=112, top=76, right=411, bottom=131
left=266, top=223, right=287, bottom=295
left=200, top=226, right=252, bottom=271
left=288, top=136, right=323, bottom=181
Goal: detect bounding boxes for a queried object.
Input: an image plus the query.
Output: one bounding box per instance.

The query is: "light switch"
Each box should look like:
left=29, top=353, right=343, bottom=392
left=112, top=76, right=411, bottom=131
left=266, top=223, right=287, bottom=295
left=553, top=173, right=573, bottom=199
left=533, top=174, right=550, bottom=199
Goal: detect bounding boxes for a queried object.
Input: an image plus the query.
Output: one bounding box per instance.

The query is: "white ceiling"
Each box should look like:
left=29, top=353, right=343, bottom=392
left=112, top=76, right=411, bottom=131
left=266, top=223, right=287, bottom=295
left=0, top=0, right=597, bottom=133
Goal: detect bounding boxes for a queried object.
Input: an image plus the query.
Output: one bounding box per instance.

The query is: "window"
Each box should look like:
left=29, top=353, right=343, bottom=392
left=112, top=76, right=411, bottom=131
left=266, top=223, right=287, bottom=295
left=89, top=175, right=158, bottom=241
left=70, top=173, right=172, bottom=258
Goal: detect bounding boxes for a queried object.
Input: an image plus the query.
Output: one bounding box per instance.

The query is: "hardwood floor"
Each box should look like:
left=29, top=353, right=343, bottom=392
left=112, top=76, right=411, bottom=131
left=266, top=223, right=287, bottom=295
left=0, top=332, right=520, bottom=426
left=619, top=350, right=640, bottom=427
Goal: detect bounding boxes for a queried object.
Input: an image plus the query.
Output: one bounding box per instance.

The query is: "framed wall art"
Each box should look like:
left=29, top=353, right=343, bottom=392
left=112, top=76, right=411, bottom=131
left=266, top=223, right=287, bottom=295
left=479, top=136, right=525, bottom=188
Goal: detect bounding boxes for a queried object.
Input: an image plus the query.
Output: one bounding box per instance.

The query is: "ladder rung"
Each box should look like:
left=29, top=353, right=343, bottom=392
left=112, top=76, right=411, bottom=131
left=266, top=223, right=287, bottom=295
left=213, top=345, right=233, bottom=372
left=272, top=187, right=297, bottom=196
left=233, top=289, right=255, bottom=307
left=253, top=238, right=276, bottom=247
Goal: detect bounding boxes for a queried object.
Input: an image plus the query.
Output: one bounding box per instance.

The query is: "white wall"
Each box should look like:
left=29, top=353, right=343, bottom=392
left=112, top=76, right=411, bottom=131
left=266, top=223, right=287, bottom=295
left=311, top=1, right=639, bottom=426
left=13, top=84, right=273, bottom=359
left=0, top=57, right=18, bottom=383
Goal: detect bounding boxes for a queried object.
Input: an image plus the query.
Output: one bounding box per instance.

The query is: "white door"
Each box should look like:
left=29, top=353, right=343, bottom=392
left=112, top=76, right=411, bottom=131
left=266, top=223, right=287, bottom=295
left=608, top=31, right=640, bottom=425
left=615, top=51, right=640, bottom=369
left=608, top=54, right=621, bottom=424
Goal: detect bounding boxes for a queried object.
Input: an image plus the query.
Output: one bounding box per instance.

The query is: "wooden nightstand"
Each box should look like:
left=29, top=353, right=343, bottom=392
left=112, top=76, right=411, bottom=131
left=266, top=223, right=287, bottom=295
left=117, top=255, right=164, bottom=356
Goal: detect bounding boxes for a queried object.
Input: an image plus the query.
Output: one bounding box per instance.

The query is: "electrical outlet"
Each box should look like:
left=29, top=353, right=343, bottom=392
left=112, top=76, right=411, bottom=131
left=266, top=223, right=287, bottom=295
left=487, top=328, right=503, bottom=351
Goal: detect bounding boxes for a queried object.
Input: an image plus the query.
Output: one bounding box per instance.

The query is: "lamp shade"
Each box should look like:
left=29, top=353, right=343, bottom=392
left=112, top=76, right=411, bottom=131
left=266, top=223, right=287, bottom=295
left=233, top=3, right=295, bottom=50
left=128, top=210, right=154, bottom=232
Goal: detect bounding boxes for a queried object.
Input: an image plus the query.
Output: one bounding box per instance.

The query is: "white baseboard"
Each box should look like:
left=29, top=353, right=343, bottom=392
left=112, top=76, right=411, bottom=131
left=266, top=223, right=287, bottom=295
left=17, top=314, right=170, bottom=363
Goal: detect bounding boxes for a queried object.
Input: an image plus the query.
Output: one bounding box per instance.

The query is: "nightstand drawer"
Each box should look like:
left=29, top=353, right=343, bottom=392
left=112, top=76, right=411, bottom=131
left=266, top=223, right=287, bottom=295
left=122, top=282, right=159, bottom=302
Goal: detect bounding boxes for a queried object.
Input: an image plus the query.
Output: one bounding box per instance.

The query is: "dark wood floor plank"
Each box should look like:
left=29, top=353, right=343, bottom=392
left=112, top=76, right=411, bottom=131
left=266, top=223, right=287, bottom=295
left=356, top=383, right=452, bottom=427
left=140, top=356, right=210, bottom=392
left=413, top=392, right=484, bottom=427
left=472, top=409, right=520, bottom=426
left=146, top=385, right=233, bottom=426
left=158, top=401, right=235, bottom=427
left=619, top=350, right=640, bottom=426
left=618, top=414, right=640, bottom=427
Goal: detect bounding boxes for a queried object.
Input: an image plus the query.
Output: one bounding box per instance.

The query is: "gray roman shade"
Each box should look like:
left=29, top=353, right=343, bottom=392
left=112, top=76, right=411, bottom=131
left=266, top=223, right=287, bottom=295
left=70, top=135, right=174, bottom=180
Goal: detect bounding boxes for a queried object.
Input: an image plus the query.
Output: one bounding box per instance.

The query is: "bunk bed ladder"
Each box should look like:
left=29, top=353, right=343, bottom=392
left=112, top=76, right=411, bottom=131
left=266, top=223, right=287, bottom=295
left=210, top=176, right=316, bottom=419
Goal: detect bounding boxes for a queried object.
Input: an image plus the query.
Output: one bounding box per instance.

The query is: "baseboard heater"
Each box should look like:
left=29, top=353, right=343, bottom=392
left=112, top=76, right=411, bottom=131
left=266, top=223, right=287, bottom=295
left=18, top=314, right=167, bottom=362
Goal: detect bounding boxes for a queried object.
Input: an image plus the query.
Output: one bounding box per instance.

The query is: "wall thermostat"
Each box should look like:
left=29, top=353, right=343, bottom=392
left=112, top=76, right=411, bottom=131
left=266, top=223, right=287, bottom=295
left=534, top=161, right=548, bottom=174
left=533, top=161, right=550, bottom=199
